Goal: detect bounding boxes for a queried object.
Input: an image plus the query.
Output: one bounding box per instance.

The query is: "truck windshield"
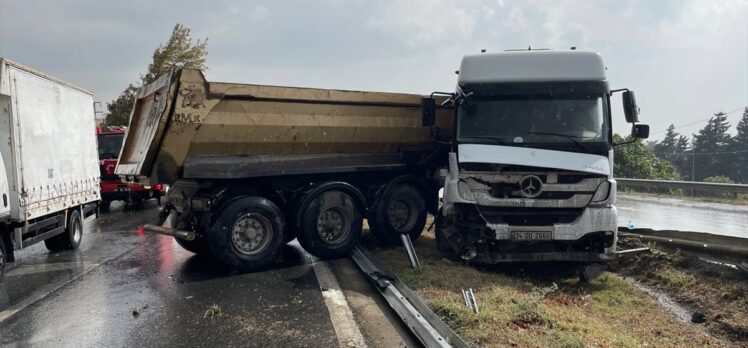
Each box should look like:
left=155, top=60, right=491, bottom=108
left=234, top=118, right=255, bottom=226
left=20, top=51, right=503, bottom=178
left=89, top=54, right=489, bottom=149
left=457, top=95, right=610, bottom=152
left=97, top=133, right=124, bottom=160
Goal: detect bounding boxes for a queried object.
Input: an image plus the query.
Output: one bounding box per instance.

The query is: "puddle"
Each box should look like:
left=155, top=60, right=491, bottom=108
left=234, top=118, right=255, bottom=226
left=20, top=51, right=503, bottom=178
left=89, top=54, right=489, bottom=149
left=623, top=277, right=694, bottom=323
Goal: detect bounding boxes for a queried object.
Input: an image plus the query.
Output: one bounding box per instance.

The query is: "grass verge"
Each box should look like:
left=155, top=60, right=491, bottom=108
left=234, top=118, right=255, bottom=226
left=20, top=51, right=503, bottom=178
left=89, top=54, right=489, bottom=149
left=372, top=232, right=732, bottom=347
left=612, top=238, right=748, bottom=344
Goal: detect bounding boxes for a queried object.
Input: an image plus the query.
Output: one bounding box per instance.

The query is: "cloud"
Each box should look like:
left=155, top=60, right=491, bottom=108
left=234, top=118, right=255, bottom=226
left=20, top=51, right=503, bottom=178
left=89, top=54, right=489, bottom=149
left=0, top=0, right=744, bottom=140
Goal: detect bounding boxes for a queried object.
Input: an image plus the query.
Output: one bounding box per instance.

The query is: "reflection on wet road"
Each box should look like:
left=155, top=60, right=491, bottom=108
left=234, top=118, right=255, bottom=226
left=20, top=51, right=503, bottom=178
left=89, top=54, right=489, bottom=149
left=618, top=194, right=748, bottom=238
left=0, top=202, right=337, bottom=347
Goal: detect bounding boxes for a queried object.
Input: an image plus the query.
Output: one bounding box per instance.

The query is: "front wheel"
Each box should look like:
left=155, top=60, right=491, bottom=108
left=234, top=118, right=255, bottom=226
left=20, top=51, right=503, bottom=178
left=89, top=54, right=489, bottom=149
left=369, top=184, right=427, bottom=245
left=208, top=197, right=286, bottom=272
left=298, top=190, right=362, bottom=259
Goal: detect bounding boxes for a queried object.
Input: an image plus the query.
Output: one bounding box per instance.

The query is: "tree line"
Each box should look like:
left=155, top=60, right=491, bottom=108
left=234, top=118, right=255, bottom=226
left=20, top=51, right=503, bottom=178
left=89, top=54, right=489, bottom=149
left=615, top=107, right=748, bottom=184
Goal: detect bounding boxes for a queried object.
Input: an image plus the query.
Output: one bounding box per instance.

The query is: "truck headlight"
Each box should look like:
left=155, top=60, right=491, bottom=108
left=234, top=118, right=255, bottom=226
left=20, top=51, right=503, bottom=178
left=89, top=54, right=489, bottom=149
left=591, top=181, right=611, bottom=203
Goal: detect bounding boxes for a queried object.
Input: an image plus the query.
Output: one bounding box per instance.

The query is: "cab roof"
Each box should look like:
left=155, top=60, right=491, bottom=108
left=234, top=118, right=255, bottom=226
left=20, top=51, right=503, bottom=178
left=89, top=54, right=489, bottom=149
left=458, top=50, right=607, bottom=85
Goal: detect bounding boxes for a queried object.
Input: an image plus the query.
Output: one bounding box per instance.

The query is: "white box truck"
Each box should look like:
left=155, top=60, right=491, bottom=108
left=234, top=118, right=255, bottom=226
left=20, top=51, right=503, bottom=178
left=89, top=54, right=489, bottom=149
left=0, top=58, right=100, bottom=283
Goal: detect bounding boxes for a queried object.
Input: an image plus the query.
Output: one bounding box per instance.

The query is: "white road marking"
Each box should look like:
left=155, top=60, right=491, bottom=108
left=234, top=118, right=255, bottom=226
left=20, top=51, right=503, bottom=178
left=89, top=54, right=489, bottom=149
left=312, top=260, right=368, bottom=348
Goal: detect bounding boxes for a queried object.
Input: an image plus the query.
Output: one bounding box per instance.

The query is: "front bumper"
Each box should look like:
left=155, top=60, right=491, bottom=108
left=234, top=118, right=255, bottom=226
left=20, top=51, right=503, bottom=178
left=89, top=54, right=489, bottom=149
left=487, top=206, right=618, bottom=242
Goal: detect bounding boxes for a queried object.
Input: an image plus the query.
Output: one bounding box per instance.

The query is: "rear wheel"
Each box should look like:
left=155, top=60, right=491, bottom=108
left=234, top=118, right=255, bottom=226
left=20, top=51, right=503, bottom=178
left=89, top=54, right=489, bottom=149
left=370, top=184, right=427, bottom=245
left=0, top=236, right=6, bottom=283
left=298, top=190, right=362, bottom=259
left=45, top=210, right=83, bottom=252
left=208, top=197, right=286, bottom=272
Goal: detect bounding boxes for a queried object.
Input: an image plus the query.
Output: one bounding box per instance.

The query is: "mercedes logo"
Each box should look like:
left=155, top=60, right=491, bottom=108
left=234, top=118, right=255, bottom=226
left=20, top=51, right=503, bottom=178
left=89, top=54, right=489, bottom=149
left=519, top=175, right=543, bottom=198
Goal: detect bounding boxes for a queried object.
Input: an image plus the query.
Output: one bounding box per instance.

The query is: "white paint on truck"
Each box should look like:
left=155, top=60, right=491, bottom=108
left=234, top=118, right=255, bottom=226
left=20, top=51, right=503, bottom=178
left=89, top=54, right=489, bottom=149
left=458, top=50, right=606, bottom=84
left=0, top=58, right=100, bottom=221
left=458, top=144, right=611, bottom=176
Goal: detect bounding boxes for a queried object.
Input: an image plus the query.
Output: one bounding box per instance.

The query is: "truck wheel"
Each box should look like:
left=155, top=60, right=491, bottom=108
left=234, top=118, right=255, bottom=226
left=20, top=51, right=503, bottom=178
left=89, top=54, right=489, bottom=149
left=370, top=184, right=427, bottom=245
left=45, top=210, right=83, bottom=252
left=435, top=210, right=460, bottom=262
left=100, top=200, right=111, bottom=212
left=208, top=197, right=285, bottom=272
left=175, top=237, right=211, bottom=255
left=298, top=190, right=362, bottom=259
left=0, top=236, right=6, bottom=283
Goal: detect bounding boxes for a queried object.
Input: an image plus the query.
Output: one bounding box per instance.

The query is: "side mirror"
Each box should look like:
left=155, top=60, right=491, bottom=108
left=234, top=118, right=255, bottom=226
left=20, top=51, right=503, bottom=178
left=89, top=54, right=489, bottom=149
left=622, top=90, right=639, bottom=123
left=631, top=124, right=649, bottom=139
left=422, top=97, right=436, bottom=127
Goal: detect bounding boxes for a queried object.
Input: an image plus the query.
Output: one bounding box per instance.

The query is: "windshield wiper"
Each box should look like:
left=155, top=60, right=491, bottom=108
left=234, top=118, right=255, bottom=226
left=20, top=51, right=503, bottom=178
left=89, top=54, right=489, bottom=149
left=526, top=131, right=592, bottom=152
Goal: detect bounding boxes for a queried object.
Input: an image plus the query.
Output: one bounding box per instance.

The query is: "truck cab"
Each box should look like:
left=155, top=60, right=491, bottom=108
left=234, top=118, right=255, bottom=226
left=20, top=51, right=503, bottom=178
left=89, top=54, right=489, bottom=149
left=97, top=126, right=164, bottom=210
left=433, top=50, right=648, bottom=271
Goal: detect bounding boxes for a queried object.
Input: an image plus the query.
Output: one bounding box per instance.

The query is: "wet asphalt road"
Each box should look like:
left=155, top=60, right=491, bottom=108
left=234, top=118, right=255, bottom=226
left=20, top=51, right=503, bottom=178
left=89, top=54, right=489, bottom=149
left=618, top=194, right=748, bottom=238
left=0, top=201, right=339, bottom=347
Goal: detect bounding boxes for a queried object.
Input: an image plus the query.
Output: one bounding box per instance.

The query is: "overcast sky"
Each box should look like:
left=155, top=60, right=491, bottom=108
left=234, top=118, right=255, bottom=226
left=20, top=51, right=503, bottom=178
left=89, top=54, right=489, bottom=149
left=1, top=0, right=746, bottom=140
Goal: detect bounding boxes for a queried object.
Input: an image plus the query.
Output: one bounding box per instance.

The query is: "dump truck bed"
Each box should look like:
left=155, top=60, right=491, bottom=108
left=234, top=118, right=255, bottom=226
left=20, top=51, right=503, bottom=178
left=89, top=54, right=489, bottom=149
left=116, top=69, right=452, bottom=184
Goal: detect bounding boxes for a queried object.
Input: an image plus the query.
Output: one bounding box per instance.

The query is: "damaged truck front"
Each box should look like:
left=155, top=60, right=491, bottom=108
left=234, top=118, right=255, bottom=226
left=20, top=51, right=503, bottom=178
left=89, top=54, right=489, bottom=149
left=429, top=50, right=649, bottom=278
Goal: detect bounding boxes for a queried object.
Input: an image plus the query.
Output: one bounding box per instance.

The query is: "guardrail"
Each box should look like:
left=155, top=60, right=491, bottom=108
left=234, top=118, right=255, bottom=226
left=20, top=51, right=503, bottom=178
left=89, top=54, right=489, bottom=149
left=616, top=178, right=748, bottom=193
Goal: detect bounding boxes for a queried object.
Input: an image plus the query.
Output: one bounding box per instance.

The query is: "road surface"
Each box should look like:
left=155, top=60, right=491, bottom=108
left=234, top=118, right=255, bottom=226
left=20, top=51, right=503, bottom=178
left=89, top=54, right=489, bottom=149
left=0, top=202, right=417, bottom=348
left=618, top=194, right=748, bottom=238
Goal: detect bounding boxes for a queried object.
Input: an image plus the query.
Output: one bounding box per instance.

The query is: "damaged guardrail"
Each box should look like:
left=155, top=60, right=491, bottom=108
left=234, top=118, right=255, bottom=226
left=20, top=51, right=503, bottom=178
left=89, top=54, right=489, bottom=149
left=616, top=178, right=748, bottom=193
left=350, top=246, right=470, bottom=348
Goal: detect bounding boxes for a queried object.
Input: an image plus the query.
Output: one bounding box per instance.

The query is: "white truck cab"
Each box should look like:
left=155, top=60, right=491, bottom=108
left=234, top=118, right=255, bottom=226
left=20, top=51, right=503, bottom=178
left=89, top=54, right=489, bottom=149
left=428, top=50, right=649, bottom=277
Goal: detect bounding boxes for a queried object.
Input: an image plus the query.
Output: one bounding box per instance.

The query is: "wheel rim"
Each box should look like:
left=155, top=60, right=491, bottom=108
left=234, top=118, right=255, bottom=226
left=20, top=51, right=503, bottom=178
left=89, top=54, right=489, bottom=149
left=316, top=207, right=350, bottom=244
left=231, top=213, right=273, bottom=255
left=387, top=198, right=417, bottom=232
left=72, top=218, right=82, bottom=244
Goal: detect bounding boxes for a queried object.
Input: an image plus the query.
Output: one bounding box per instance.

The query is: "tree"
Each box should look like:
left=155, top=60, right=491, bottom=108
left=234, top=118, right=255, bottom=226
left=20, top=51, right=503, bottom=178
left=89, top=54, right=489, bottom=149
left=653, top=124, right=690, bottom=179
left=141, top=24, right=208, bottom=85
left=691, top=112, right=732, bottom=181
left=104, top=84, right=137, bottom=126
left=104, top=24, right=208, bottom=126
left=730, top=107, right=748, bottom=183
left=613, top=134, right=677, bottom=180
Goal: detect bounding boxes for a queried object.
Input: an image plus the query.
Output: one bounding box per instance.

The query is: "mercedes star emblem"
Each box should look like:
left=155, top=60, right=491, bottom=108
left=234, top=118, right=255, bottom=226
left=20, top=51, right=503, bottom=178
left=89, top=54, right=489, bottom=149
left=519, top=175, right=543, bottom=198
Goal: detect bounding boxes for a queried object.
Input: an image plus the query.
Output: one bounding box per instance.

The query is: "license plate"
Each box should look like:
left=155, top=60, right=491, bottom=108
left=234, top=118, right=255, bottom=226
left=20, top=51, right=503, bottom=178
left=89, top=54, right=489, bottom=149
left=510, top=231, right=552, bottom=240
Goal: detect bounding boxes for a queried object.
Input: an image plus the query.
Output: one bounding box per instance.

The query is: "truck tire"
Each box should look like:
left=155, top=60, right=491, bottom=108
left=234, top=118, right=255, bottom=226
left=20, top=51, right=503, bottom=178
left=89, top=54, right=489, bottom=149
left=435, top=210, right=460, bottom=262
left=208, top=197, right=285, bottom=272
left=370, top=184, right=427, bottom=245
left=45, top=210, right=83, bottom=252
left=100, top=200, right=111, bottom=212
left=175, top=237, right=211, bottom=255
left=298, top=190, right=362, bottom=259
left=0, top=236, right=6, bottom=283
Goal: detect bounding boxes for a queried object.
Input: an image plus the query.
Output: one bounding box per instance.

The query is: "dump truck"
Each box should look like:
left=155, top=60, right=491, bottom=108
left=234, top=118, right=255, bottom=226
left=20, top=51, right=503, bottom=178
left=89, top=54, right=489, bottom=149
left=116, top=69, right=452, bottom=271
left=0, top=58, right=100, bottom=283
left=118, top=50, right=647, bottom=276
left=425, top=50, right=649, bottom=279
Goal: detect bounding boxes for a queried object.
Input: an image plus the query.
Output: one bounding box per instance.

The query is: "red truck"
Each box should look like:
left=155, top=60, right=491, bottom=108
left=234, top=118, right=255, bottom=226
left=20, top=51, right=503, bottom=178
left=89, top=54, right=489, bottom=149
left=97, top=126, right=164, bottom=210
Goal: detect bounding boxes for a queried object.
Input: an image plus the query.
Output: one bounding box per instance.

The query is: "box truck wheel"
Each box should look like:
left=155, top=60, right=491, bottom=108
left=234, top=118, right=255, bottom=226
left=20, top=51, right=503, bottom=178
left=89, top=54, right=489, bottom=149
left=45, top=210, right=83, bottom=252
left=0, top=236, right=6, bottom=283
left=100, top=200, right=111, bottom=212
left=298, top=190, right=362, bottom=259
left=370, top=184, right=427, bottom=245
left=208, top=197, right=285, bottom=272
